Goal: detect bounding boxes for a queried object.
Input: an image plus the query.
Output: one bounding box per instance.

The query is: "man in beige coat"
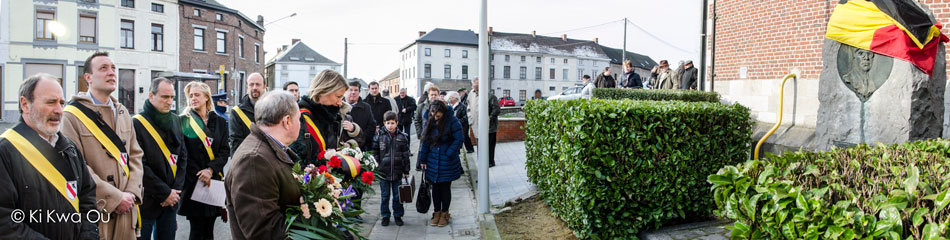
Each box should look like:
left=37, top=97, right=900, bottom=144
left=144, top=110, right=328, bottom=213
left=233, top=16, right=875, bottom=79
left=62, top=52, right=144, bottom=239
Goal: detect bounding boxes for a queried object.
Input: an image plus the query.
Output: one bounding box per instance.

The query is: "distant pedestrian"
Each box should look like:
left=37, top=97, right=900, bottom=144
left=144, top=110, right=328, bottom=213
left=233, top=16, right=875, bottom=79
left=446, top=92, right=469, bottom=154
left=621, top=60, right=643, bottom=89
left=344, top=81, right=375, bottom=149
left=531, top=89, right=544, bottom=100
left=418, top=100, right=464, bottom=227
left=283, top=81, right=300, bottom=99
left=594, top=67, right=616, bottom=88
left=394, top=88, right=416, bottom=135
left=466, top=78, right=500, bottom=167
left=372, top=111, right=411, bottom=227
left=382, top=89, right=399, bottom=118
left=366, top=82, right=392, bottom=131
left=680, top=60, right=698, bottom=90
left=580, top=75, right=594, bottom=98
left=414, top=83, right=441, bottom=140
left=212, top=92, right=229, bottom=122
left=654, top=60, right=675, bottom=90
left=672, top=61, right=685, bottom=89
left=456, top=89, right=474, bottom=153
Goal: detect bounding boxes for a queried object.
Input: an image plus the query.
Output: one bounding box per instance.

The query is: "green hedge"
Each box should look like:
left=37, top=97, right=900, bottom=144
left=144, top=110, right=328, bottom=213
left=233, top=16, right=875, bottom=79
left=524, top=98, right=753, bottom=239
left=709, top=140, right=950, bottom=239
left=592, top=88, right=721, bottom=102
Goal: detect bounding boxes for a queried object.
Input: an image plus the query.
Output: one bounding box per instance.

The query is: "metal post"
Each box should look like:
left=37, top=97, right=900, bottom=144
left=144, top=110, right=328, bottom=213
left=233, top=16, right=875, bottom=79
left=344, top=38, right=348, bottom=79
left=477, top=0, right=491, bottom=215
left=699, top=0, right=708, bottom=91
left=622, top=18, right=627, bottom=67
left=710, top=0, right=717, bottom=92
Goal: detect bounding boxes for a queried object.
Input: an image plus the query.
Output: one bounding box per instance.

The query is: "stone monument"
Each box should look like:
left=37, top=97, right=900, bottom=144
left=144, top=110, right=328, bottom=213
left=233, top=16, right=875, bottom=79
left=814, top=38, right=946, bottom=149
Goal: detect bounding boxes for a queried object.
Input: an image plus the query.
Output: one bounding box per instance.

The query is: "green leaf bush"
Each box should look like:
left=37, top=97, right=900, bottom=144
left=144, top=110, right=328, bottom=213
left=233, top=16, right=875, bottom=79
left=592, top=88, right=721, bottom=102
left=709, top=140, right=950, bottom=239
left=524, top=98, right=753, bottom=239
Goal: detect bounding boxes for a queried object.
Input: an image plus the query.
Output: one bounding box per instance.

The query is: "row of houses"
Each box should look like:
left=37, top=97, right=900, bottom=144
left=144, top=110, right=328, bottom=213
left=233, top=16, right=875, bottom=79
left=0, top=0, right=264, bottom=122
left=382, top=28, right=657, bottom=104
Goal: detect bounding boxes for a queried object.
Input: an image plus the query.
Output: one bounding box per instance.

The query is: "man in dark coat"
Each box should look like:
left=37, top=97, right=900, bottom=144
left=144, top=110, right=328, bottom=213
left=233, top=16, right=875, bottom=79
left=132, top=78, right=188, bottom=240
left=229, top=73, right=265, bottom=154
left=366, top=82, right=392, bottom=130
left=621, top=60, right=643, bottom=89
left=394, top=88, right=416, bottom=135
left=680, top=60, right=699, bottom=90
left=595, top=67, right=616, bottom=88
left=0, top=74, right=98, bottom=239
left=225, top=91, right=302, bottom=240
left=415, top=84, right=441, bottom=139
left=344, top=81, right=376, bottom=150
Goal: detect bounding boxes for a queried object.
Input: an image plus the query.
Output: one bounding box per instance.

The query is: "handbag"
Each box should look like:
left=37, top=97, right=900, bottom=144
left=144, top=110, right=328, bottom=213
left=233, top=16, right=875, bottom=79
left=415, top=171, right=431, bottom=213
left=399, top=175, right=415, bottom=203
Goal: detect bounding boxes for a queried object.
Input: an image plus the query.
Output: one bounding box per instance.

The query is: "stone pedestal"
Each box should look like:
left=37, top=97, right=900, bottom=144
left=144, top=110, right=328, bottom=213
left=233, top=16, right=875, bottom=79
left=814, top=39, right=946, bottom=150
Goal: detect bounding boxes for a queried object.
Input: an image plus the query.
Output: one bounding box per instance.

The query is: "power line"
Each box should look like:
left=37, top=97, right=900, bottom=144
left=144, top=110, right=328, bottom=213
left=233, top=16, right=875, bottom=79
left=542, top=19, right=625, bottom=35
left=625, top=19, right=697, bottom=54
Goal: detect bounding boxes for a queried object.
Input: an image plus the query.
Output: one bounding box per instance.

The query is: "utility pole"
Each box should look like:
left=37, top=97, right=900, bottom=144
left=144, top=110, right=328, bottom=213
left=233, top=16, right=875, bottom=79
left=477, top=0, right=490, bottom=215
left=699, top=0, right=709, bottom=91
left=343, top=38, right=350, bottom=81
left=622, top=18, right=627, bottom=66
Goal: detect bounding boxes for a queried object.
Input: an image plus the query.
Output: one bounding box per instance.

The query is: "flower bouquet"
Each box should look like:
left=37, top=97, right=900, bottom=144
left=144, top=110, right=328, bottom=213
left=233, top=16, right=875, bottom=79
left=284, top=163, right=365, bottom=240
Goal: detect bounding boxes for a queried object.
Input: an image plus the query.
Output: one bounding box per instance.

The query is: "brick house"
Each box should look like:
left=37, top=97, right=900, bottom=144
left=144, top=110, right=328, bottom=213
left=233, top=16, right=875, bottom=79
left=178, top=0, right=264, bottom=106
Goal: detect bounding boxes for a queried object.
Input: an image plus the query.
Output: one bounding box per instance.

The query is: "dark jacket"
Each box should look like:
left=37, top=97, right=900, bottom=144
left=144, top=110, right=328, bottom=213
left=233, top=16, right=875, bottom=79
left=372, top=129, right=411, bottom=181
left=0, top=123, right=98, bottom=240
left=414, top=99, right=431, bottom=139
left=417, top=107, right=464, bottom=183
left=454, top=102, right=469, bottom=128
left=291, top=98, right=362, bottom=165
left=133, top=101, right=188, bottom=220
left=348, top=98, right=376, bottom=149
left=225, top=125, right=301, bottom=240
left=622, top=71, right=643, bottom=89
left=680, top=66, right=698, bottom=90
left=365, top=94, right=392, bottom=129
left=229, top=95, right=256, bottom=155
left=178, top=110, right=230, bottom=218
left=394, top=95, right=417, bottom=125
left=595, top=73, right=616, bottom=88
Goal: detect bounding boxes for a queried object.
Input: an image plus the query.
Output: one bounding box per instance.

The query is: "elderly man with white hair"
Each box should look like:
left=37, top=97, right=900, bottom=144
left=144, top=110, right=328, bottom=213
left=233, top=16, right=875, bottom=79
left=445, top=91, right=468, bottom=147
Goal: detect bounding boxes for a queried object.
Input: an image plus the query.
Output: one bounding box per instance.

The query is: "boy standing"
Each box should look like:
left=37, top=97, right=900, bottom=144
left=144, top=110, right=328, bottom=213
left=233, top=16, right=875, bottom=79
left=373, top=111, right=411, bottom=226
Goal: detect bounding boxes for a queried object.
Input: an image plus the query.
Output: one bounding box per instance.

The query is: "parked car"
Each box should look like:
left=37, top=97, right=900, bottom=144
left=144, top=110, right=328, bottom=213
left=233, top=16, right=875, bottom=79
left=547, top=86, right=584, bottom=100
left=499, top=96, right=516, bottom=106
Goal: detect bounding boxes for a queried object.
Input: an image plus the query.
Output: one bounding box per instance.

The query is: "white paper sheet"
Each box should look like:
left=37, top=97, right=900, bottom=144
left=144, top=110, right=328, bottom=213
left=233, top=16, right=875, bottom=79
left=190, top=180, right=226, bottom=207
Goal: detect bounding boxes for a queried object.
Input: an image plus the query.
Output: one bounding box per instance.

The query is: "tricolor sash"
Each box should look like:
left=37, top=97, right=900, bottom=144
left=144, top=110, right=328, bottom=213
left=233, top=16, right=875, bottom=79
left=232, top=107, right=252, bottom=130
left=186, top=113, right=215, bottom=161
left=300, top=109, right=327, bottom=152
left=63, top=102, right=130, bottom=179
left=0, top=129, right=79, bottom=212
left=132, top=115, right=177, bottom=178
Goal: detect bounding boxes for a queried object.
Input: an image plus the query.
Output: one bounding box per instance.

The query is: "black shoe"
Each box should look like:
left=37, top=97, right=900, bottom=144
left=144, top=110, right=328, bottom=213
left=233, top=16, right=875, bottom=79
left=381, top=217, right=390, bottom=226
left=489, top=163, right=496, bottom=167
left=395, top=217, right=404, bottom=226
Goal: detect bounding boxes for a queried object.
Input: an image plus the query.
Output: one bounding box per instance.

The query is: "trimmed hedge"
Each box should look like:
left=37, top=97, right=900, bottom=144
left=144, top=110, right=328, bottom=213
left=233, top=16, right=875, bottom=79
left=593, top=88, right=721, bottom=102
left=709, top=140, right=950, bottom=239
left=524, top=98, right=753, bottom=239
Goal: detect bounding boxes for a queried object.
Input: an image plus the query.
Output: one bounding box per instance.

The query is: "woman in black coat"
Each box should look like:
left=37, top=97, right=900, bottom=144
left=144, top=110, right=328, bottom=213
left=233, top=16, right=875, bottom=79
left=177, top=82, right=230, bottom=240
left=291, top=70, right=361, bottom=165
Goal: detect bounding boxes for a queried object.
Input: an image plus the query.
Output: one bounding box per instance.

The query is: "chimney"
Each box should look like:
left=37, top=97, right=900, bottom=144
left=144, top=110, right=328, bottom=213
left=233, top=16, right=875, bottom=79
left=291, top=39, right=300, bottom=45
left=531, top=31, right=536, bottom=37
left=593, top=37, right=599, bottom=44
left=281, top=45, right=288, bottom=51
left=489, top=27, right=493, bottom=35
left=561, top=34, right=567, bottom=41
left=418, top=31, right=426, bottom=37
left=256, top=15, right=264, bottom=27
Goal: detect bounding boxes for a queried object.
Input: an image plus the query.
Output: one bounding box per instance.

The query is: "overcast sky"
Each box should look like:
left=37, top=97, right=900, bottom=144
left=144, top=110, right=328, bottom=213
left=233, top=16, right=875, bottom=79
left=224, top=0, right=704, bottom=81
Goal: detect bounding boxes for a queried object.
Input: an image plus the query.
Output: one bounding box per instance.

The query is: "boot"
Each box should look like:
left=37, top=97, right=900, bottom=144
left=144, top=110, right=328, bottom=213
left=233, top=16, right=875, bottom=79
left=438, top=212, right=450, bottom=227
left=430, top=211, right=441, bottom=226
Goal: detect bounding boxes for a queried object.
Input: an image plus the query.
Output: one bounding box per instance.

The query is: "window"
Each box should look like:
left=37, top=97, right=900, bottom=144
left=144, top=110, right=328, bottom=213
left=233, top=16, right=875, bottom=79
left=490, top=65, right=494, bottom=79
left=151, top=24, right=163, bottom=51
left=536, top=57, right=541, bottom=63
left=550, top=68, right=555, bottom=80
left=424, top=48, right=431, bottom=56
left=79, top=15, right=96, bottom=43
left=238, top=36, right=244, bottom=58
left=151, top=3, right=163, bottom=13
left=563, top=69, right=569, bottom=80
left=505, top=55, right=510, bottom=62
left=578, top=59, right=584, bottom=66
left=193, top=28, right=204, bottom=51
left=444, top=49, right=450, bottom=57
left=462, top=65, right=468, bottom=79
left=35, top=11, right=55, bottom=40
left=490, top=54, right=494, bottom=61
left=216, top=31, right=226, bottom=54
left=550, top=86, right=556, bottom=91
left=424, top=64, right=431, bottom=78
left=503, top=66, right=511, bottom=79
left=551, top=58, right=555, bottom=64
left=503, top=90, right=511, bottom=98
left=535, top=67, right=542, bottom=80
left=254, top=44, right=260, bottom=63
left=120, top=20, right=134, bottom=49
left=564, top=59, right=568, bottom=64
left=78, top=0, right=96, bottom=3
left=462, top=50, right=468, bottom=58
left=216, top=13, right=223, bottom=21
left=578, top=69, right=585, bottom=80
left=444, top=64, right=451, bottom=79
left=519, top=90, right=526, bottom=101
left=282, top=65, right=287, bottom=70
left=193, top=9, right=200, bottom=16
left=121, top=0, right=134, bottom=8
left=519, top=66, right=526, bottom=79
left=280, top=72, right=289, bottom=80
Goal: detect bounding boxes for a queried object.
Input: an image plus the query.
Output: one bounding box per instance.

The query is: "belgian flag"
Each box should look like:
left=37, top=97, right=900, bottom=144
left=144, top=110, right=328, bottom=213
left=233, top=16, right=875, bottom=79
left=826, top=0, right=948, bottom=74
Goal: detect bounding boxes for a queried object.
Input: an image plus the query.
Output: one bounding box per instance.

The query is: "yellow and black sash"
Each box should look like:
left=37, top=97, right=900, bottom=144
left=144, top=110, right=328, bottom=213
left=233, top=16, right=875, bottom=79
left=232, top=107, right=252, bottom=130
left=63, top=102, right=130, bottom=179
left=132, top=115, right=177, bottom=178
left=0, top=129, right=79, bottom=212
left=185, top=112, right=215, bottom=161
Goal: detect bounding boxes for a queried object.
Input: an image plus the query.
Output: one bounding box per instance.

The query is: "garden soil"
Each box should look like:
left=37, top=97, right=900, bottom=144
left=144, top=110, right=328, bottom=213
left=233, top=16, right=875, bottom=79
left=494, top=195, right=577, bottom=240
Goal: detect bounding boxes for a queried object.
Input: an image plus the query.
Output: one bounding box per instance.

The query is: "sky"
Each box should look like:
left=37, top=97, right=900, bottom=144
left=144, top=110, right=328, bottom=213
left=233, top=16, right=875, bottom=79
left=224, top=0, right=704, bottom=82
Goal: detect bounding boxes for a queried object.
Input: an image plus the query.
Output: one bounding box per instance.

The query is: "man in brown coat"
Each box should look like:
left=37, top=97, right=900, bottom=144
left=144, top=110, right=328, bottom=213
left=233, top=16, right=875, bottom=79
left=62, top=52, right=144, bottom=239
left=225, top=91, right=302, bottom=239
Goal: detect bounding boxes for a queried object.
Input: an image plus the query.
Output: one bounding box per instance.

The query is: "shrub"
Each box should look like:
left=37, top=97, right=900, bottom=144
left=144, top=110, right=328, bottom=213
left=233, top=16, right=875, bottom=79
left=709, top=140, right=950, bottom=239
left=592, top=88, right=720, bottom=102
left=524, top=98, right=753, bottom=239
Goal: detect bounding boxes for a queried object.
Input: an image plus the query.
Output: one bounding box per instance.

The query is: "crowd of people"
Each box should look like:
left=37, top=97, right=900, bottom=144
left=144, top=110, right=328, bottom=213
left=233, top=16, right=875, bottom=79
left=0, top=51, right=501, bottom=239
left=585, top=59, right=699, bottom=93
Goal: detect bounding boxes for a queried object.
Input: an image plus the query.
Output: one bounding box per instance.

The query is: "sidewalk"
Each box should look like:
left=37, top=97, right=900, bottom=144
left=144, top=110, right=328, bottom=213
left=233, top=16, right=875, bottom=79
left=467, top=141, right=536, bottom=208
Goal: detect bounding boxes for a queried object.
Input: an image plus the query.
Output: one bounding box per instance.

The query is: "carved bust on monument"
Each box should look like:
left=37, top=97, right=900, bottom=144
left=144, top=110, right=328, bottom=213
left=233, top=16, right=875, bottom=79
left=837, top=45, right=892, bottom=101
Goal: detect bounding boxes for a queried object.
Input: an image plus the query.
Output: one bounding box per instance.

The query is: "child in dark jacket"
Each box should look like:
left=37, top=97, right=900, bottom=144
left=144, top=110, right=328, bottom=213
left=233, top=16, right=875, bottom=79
left=372, top=111, right=411, bottom=226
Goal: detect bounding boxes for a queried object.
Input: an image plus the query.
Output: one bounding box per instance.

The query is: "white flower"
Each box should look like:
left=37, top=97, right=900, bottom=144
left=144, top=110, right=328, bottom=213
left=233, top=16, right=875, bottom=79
left=355, top=152, right=364, bottom=160
left=315, top=199, right=333, bottom=218
left=332, top=189, right=341, bottom=198
left=333, top=181, right=342, bottom=190
left=325, top=149, right=337, bottom=160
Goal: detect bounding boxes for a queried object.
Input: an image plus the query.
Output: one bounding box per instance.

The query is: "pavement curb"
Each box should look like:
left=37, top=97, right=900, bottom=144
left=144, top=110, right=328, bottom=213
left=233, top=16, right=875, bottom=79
left=462, top=151, right=502, bottom=240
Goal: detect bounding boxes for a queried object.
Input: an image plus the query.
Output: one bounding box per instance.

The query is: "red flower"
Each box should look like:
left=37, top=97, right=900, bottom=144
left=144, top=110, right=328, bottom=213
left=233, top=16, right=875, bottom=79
left=328, top=156, right=342, bottom=168
left=317, top=151, right=326, bottom=161
left=317, top=165, right=327, bottom=173
left=361, top=171, right=375, bottom=184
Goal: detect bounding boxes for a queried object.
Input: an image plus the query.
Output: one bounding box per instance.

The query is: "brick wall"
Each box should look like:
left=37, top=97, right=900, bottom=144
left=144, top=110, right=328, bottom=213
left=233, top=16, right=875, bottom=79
left=179, top=3, right=264, bottom=105
left=468, top=118, right=526, bottom=144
